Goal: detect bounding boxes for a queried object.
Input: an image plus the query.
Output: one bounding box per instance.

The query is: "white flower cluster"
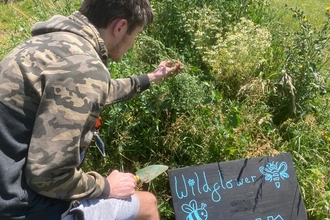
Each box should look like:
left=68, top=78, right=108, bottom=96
left=205, top=17, right=272, bottom=77
left=182, top=7, right=272, bottom=92
left=182, top=6, right=224, bottom=53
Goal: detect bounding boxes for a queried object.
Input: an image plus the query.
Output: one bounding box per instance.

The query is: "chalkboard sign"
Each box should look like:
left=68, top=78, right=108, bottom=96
left=168, top=153, right=307, bottom=220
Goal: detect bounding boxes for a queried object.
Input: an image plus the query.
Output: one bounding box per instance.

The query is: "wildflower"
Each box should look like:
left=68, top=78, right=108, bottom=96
left=302, top=17, right=308, bottom=22
left=326, top=6, right=330, bottom=11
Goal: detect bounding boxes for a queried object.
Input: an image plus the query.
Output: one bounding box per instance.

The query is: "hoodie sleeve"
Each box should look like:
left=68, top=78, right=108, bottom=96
left=25, top=54, right=111, bottom=200
left=105, top=74, right=150, bottom=105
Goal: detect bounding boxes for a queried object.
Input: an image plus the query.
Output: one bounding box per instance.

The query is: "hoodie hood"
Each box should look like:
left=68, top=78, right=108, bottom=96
left=31, top=11, right=108, bottom=63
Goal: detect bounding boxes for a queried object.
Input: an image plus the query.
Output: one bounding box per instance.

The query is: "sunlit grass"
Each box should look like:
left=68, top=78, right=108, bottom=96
left=269, top=0, right=330, bottom=73
left=0, top=1, right=35, bottom=59
left=269, top=0, right=329, bottom=28
left=0, top=0, right=80, bottom=59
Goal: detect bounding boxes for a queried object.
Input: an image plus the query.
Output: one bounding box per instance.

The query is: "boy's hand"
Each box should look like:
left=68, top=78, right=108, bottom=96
left=106, top=170, right=136, bottom=199
left=148, top=60, right=184, bottom=84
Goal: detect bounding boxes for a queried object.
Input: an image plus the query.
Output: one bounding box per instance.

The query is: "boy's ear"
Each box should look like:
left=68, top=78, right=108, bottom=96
left=111, top=19, right=128, bottom=37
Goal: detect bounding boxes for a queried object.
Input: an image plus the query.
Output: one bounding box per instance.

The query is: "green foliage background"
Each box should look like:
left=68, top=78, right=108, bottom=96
left=0, top=0, right=329, bottom=219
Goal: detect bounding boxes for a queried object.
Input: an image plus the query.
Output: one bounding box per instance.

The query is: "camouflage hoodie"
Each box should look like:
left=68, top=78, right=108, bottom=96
left=0, top=11, right=150, bottom=219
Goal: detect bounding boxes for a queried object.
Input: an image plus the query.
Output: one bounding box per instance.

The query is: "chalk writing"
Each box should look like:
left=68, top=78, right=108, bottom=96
left=181, top=199, right=208, bottom=220
left=255, top=214, right=284, bottom=220
left=259, top=161, right=289, bottom=188
left=174, top=170, right=257, bottom=202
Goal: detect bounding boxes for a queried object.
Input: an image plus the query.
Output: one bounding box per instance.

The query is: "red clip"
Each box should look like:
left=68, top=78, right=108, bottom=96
left=95, top=116, right=102, bottom=129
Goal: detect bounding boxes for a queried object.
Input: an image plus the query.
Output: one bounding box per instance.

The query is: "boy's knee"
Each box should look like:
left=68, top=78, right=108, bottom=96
left=138, top=191, right=157, bottom=207
left=145, top=192, right=157, bottom=205
left=135, top=191, right=159, bottom=220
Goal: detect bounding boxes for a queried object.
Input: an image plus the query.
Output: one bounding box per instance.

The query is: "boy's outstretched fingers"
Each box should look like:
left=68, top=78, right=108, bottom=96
left=148, top=60, right=184, bottom=84
left=166, top=60, right=184, bottom=72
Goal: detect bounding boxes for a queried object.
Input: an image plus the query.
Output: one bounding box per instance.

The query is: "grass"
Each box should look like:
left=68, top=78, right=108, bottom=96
left=269, top=0, right=330, bottom=73
left=0, top=0, right=80, bottom=59
left=0, top=1, right=36, bottom=58
left=269, top=0, right=329, bottom=28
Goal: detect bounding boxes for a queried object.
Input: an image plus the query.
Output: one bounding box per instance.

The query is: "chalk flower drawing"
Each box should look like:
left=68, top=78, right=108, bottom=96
left=188, top=179, right=195, bottom=186
left=259, top=161, right=289, bottom=188
left=181, top=199, right=208, bottom=220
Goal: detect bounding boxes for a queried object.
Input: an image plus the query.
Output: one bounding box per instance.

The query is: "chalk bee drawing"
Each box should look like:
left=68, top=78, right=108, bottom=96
left=181, top=199, right=208, bottom=220
left=259, top=161, right=289, bottom=188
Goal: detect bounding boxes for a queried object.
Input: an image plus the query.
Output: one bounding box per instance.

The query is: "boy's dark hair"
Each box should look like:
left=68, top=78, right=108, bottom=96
left=79, top=0, right=154, bottom=34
